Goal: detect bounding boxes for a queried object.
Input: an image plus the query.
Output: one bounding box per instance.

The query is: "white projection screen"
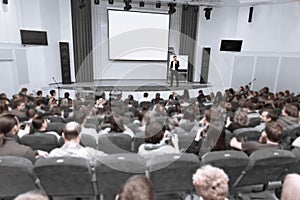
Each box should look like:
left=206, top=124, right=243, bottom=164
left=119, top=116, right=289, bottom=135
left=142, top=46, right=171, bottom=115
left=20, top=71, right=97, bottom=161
left=108, top=10, right=170, bottom=61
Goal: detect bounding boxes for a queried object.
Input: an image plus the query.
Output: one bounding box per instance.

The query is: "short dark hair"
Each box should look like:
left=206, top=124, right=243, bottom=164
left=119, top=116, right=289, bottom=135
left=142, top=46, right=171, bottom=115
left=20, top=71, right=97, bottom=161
left=26, top=108, right=37, bottom=119
left=37, top=90, right=43, bottom=96
left=265, top=121, right=283, bottom=143
left=143, top=92, right=148, bottom=98
left=50, top=90, right=56, bottom=96
left=145, top=121, right=165, bottom=144
left=32, top=116, right=45, bottom=130
left=0, top=114, right=18, bottom=145
left=284, top=104, right=299, bottom=118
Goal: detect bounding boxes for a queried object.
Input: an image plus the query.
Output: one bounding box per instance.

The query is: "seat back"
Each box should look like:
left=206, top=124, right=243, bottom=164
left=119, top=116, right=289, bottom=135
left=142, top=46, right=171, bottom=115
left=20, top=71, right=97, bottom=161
left=47, top=122, right=65, bottom=135
left=233, top=128, right=261, bottom=142
left=95, top=153, right=146, bottom=200
left=290, top=148, right=300, bottom=174
left=81, top=133, right=97, bottom=149
left=20, top=133, right=59, bottom=152
left=179, top=122, right=196, bottom=132
left=234, top=149, right=296, bottom=188
left=98, top=133, right=132, bottom=154
left=147, top=153, right=200, bottom=196
left=34, top=157, right=95, bottom=198
left=281, top=124, right=300, bottom=150
left=132, top=131, right=146, bottom=153
left=0, top=156, right=38, bottom=198
left=201, top=150, right=249, bottom=189
left=178, top=132, right=197, bottom=151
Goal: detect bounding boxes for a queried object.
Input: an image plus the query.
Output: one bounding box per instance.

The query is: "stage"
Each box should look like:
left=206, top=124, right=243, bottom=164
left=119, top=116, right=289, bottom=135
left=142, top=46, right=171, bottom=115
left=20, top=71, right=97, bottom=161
left=50, top=80, right=213, bottom=101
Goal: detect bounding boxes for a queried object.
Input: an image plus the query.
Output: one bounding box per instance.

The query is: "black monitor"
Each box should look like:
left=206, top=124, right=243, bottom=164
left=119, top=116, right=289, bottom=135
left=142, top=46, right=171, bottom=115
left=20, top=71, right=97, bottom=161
left=220, top=40, right=243, bottom=52
left=20, top=30, right=48, bottom=46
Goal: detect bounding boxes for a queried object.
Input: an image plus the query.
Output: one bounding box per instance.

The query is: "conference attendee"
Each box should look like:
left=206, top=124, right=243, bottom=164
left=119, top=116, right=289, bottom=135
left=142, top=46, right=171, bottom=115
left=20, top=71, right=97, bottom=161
left=255, top=109, right=277, bottom=132
left=14, top=190, right=49, bottom=200
left=193, top=165, right=229, bottom=200
left=116, top=175, right=154, bottom=200
left=35, top=90, right=47, bottom=105
left=277, top=103, right=299, bottom=128
left=225, top=108, right=249, bottom=132
left=31, top=116, right=61, bottom=140
left=49, top=122, right=107, bottom=162
left=17, top=108, right=38, bottom=138
left=281, top=174, right=300, bottom=200
left=169, top=55, right=180, bottom=87
left=35, top=99, right=46, bottom=115
left=230, top=121, right=283, bottom=155
left=151, top=93, right=164, bottom=105
left=61, top=92, right=73, bottom=108
left=138, top=121, right=179, bottom=160
left=48, top=89, right=58, bottom=106
left=0, top=114, right=47, bottom=163
left=9, top=99, right=27, bottom=121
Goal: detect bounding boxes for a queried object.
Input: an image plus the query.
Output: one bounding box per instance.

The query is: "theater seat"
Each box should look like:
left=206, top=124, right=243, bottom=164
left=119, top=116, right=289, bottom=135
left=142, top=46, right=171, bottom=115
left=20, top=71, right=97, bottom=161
left=98, top=133, right=132, bottom=154
left=233, top=128, right=261, bottom=142
left=81, top=133, right=98, bottom=149
left=34, top=157, right=97, bottom=199
left=281, top=124, right=300, bottom=150
left=147, top=153, right=200, bottom=199
left=132, top=131, right=146, bottom=153
left=0, top=156, right=39, bottom=199
left=233, top=149, right=296, bottom=191
left=20, top=133, right=60, bottom=152
left=289, top=148, right=300, bottom=174
left=177, top=131, right=197, bottom=152
left=95, top=153, right=147, bottom=200
left=200, top=150, right=249, bottom=190
left=47, top=122, right=65, bottom=136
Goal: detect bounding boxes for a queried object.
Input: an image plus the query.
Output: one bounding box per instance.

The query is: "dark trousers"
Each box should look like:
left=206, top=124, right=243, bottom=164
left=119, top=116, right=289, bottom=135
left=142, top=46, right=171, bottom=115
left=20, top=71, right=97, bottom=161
left=170, top=69, right=179, bottom=87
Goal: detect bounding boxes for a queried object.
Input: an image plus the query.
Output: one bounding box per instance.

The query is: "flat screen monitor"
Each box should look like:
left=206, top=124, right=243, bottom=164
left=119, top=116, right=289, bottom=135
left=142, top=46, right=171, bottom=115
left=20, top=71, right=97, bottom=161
left=20, top=30, right=48, bottom=46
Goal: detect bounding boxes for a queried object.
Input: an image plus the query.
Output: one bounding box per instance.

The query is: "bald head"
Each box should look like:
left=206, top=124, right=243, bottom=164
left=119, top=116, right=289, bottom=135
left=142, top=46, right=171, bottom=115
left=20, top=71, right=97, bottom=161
left=63, top=122, right=82, bottom=141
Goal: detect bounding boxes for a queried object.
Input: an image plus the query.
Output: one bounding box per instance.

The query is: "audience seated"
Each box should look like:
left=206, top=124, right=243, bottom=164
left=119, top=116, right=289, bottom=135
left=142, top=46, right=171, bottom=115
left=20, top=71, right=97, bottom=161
left=49, top=121, right=106, bottom=162
left=193, top=165, right=229, bottom=200
left=255, top=108, right=277, bottom=132
left=138, top=121, right=179, bottom=159
left=226, top=108, right=249, bottom=132
left=277, top=103, right=299, bottom=128
left=31, top=116, right=60, bottom=140
left=281, top=173, right=300, bottom=200
left=9, top=99, right=27, bottom=122
left=230, top=121, right=283, bottom=155
left=0, top=114, right=47, bottom=163
left=116, top=175, right=154, bottom=200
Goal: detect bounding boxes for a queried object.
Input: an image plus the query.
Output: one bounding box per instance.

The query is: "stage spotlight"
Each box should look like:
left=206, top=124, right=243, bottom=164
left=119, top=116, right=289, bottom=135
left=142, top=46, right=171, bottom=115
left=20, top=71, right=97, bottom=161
left=94, top=0, right=100, bottom=5
left=168, top=3, right=176, bottom=14
left=139, top=1, right=145, bottom=7
left=204, top=7, right=213, bottom=20
left=124, top=0, right=132, bottom=11
left=156, top=1, right=161, bottom=8
left=79, top=0, right=86, bottom=9
left=108, top=0, right=114, bottom=4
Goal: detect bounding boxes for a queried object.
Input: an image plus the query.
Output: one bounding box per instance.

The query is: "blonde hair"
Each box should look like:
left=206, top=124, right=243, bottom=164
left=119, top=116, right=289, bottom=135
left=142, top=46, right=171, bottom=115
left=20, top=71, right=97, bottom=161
left=281, top=173, right=300, bottom=200
left=233, top=108, right=249, bottom=126
left=193, top=165, right=229, bottom=200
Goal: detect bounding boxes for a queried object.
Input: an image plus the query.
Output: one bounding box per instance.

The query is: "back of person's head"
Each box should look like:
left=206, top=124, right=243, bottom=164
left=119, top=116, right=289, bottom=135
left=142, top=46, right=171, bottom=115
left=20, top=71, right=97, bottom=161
left=36, top=90, right=43, bottom=96
left=143, top=92, right=149, bottom=98
left=116, top=175, right=154, bottom=200
left=0, top=102, right=8, bottom=114
left=0, top=114, right=19, bottom=145
left=50, top=106, right=61, bottom=116
left=233, top=108, right=249, bottom=126
left=64, top=92, right=70, bottom=98
left=14, top=190, right=48, bottom=200
left=32, top=116, right=45, bottom=130
left=50, top=90, right=56, bottom=96
left=145, top=121, right=165, bottom=144
left=265, top=121, right=283, bottom=143
left=183, top=108, right=196, bottom=122
left=283, top=103, right=299, bottom=118
left=26, top=108, right=37, bottom=119
left=281, top=173, right=300, bottom=200
left=193, top=165, right=229, bottom=200
left=63, top=122, right=81, bottom=141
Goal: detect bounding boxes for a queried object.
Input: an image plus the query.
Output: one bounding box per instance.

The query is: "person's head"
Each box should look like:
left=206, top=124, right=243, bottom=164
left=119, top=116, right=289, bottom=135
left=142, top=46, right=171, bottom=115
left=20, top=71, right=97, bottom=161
left=116, top=175, right=154, bottom=200
left=204, top=109, right=212, bottom=124
left=16, top=100, right=26, bottom=111
left=26, top=108, right=38, bottom=119
left=32, top=116, right=47, bottom=131
left=50, top=106, right=62, bottom=116
left=0, top=114, right=19, bottom=145
left=103, top=113, right=125, bottom=132
left=0, top=102, right=8, bottom=114
left=264, top=121, right=283, bottom=143
left=260, top=109, right=277, bottom=123
left=63, top=122, right=82, bottom=142
left=64, top=92, right=70, bottom=99
left=14, top=190, right=49, bottom=200
left=193, top=165, right=229, bottom=200
left=20, top=88, right=28, bottom=95
left=282, top=103, right=299, bottom=118
left=233, top=108, right=249, bottom=126
left=281, top=173, right=300, bottom=200
left=173, top=55, right=177, bottom=60
left=36, top=90, right=43, bottom=97
left=145, top=121, right=165, bottom=144
left=198, top=90, right=203, bottom=95
left=183, top=108, right=196, bottom=122
left=50, top=90, right=56, bottom=97
left=143, top=92, right=149, bottom=98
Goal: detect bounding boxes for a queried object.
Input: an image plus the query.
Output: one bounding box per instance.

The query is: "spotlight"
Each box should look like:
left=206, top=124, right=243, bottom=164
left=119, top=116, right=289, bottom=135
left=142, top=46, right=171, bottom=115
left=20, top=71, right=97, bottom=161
left=124, top=0, right=132, bottom=11
left=79, top=0, right=86, bottom=9
left=3, top=0, right=8, bottom=5
left=168, top=3, right=176, bottom=14
left=139, top=1, right=145, bottom=7
left=156, top=1, right=161, bottom=8
left=94, top=0, right=100, bottom=5
left=108, top=0, right=114, bottom=4
left=204, top=7, right=213, bottom=20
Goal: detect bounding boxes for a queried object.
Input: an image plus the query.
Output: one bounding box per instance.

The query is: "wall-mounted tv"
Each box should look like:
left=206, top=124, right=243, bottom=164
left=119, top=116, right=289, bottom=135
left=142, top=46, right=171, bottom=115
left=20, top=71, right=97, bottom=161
left=220, top=40, right=243, bottom=52
left=20, top=30, right=48, bottom=46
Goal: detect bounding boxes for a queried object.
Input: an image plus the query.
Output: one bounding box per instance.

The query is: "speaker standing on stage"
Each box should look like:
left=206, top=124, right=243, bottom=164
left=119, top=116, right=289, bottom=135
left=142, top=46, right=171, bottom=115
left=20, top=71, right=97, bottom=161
left=170, top=55, right=180, bottom=87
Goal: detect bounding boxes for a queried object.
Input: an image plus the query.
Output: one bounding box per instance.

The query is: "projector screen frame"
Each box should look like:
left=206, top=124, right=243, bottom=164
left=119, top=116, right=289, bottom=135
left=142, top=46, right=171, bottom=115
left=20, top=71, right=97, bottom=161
left=107, top=9, right=171, bottom=61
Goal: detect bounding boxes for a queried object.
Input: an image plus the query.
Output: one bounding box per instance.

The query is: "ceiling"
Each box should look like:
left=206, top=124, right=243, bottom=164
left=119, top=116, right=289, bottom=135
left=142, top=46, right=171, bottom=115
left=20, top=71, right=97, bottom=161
left=120, top=0, right=299, bottom=7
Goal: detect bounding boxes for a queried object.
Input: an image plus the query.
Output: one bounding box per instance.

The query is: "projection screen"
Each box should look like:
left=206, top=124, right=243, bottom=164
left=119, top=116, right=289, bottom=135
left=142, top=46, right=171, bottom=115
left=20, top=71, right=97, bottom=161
left=108, top=10, right=170, bottom=61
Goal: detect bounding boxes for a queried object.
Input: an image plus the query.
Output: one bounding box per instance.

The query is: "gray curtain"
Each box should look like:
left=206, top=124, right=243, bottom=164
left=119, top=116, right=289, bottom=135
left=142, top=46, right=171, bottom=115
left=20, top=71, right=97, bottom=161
left=180, top=6, right=199, bottom=82
left=71, top=0, right=93, bottom=82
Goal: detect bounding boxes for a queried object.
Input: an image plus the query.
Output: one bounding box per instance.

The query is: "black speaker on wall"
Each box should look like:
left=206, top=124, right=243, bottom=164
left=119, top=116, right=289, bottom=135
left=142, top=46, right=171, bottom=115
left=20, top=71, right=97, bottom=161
left=248, top=7, right=254, bottom=23
left=200, top=47, right=210, bottom=84
left=59, top=42, right=72, bottom=84
left=220, top=40, right=243, bottom=52
left=3, top=0, right=8, bottom=4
